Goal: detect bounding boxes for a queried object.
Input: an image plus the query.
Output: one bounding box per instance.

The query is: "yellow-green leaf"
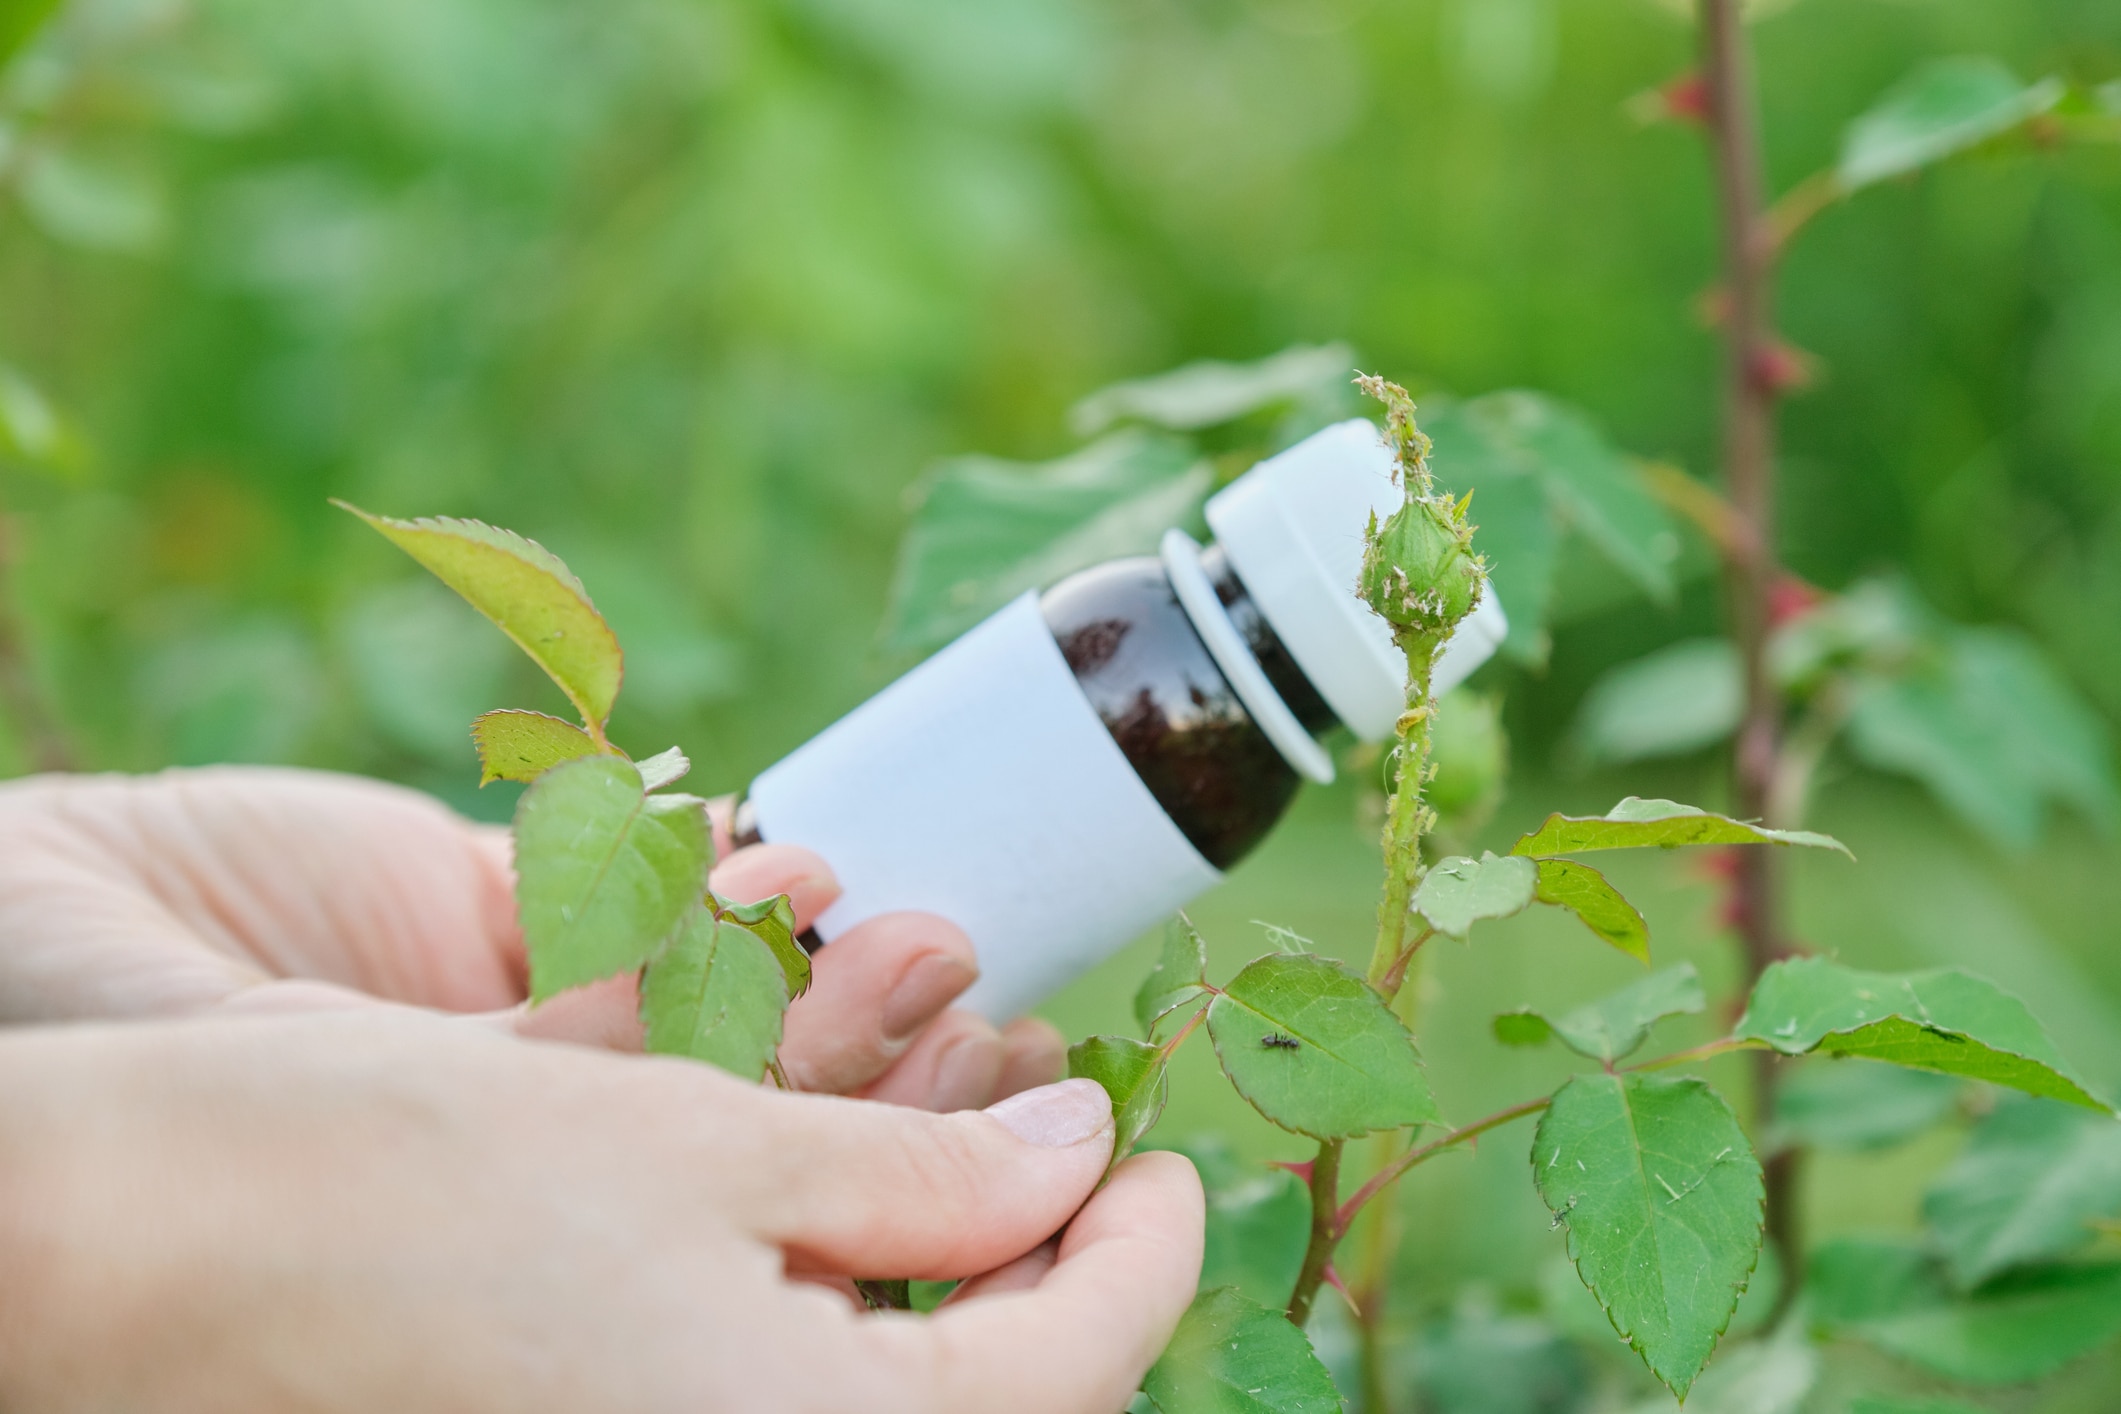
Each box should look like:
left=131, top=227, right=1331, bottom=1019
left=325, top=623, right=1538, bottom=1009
left=337, top=503, right=624, bottom=730
left=471, top=709, right=600, bottom=784
left=1534, top=857, right=1650, bottom=961
left=1512, top=797, right=1851, bottom=859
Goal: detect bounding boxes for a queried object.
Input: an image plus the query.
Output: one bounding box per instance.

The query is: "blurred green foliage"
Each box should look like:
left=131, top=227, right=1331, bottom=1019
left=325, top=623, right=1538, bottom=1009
left=6, top=0, right=2121, bottom=1409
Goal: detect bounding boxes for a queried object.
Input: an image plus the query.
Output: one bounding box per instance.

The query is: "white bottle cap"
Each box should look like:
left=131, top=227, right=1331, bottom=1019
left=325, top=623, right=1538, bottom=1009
left=1205, top=419, right=1509, bottom=742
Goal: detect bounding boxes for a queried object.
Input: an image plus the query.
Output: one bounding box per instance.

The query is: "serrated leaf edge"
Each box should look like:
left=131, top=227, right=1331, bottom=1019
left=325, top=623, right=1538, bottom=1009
left=1533, top=1074, right=1764, bottom=1401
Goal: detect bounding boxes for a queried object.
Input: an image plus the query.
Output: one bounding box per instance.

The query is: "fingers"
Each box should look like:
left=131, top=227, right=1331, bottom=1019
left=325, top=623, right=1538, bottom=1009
left=855, top=1152, right=1205, bottom=1414
left=716, top=1078, right=1114, bottom=1279
left=859, top=1010, right=1003, bottom=1112
left=995, top=1017, right=1067, bottom=1099
left=939, top=1241, right=1057, bottom=1306
left=706, top=845, right=839, bottom=930
left=780, top=912, right=978, bottom=1095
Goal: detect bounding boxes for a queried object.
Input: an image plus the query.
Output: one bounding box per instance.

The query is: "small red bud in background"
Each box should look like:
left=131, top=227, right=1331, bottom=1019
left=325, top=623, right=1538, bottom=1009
left=1768, top=574, right=1825, bottom=628
left=1629, top=71, right=1711, bottom=127
left=1748, top=337, right=1818, bottom=396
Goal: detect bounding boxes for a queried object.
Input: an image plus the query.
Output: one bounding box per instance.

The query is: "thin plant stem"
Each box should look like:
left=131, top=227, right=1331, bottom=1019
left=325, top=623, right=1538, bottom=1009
left=1286, top=1138, right=1344, bottom=1326
left=1368, top=636, right=1440, bottom=995
left=1699, top=0, right=1801, bottom=1289
left=1336, top=1097, right=1551, bottom=1234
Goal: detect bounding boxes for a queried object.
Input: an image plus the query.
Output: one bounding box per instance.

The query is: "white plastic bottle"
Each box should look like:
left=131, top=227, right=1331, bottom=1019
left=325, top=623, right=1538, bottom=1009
left=734, top=420, right=1506, bottom=1018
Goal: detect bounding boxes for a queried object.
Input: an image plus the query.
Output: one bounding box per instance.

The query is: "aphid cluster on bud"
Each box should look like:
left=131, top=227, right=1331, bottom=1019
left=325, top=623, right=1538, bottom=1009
left=1353, top=375, right=1487, bottom=644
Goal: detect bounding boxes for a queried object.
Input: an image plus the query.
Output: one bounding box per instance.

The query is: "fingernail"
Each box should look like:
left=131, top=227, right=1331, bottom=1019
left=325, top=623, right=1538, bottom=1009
left=882, top=954, right=978, bottom=1043
left=984, top=1078, right=1112, bottom=1148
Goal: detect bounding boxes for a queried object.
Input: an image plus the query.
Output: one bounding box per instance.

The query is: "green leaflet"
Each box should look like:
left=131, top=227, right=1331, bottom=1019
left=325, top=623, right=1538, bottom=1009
left=1070, top=343, right=1354, bottom=437
left=879, top=431, right=1211, bottom=652
left=1151, top=1137, right=1310, bottom=1309
left=1567, top=638, right=1741, bottom=768
left=1512, top=797, right=1851, bottom=859
left=1838, top=57, right=2066, bottom=192
left=1068, top=1035, right=1168, bottom=1168
left=470, top=708, right=600, bottom=784
left=1206, top=953, right=1437, bottom=1140
left=1844, top=626, right=2119, bottom=851
left=1140, top=1287, right=1341, bottom=1414
left=1768, top=1060, right=1962, bottom=1153
left=1735, top=957, right=2111, bottom=1112
left=1533, top=1073, right=1764, bottom=1400
left=1492, top=963, right=1705, bottom=1063
left=1808, top=1238, right=2121, bottom=1385
left=1135, top=914, right=1209, bottom=1038
left=718, top=893, right=810, bottom=1000
left=1412, top=852, right=1536, bottom=938
left=634, top=745, right=691, bottom=791
left=639, top=905, right=788, bottom=1081
left=1923, top=1096, right=2121, bottom=1287
left=513, top=756, right=712, bottom=1001
left=339, top=504, right=625, bottom=730
left=1533, top=858, right=1650, bottom=962
left=1423, top=391, right=1678, bottom=662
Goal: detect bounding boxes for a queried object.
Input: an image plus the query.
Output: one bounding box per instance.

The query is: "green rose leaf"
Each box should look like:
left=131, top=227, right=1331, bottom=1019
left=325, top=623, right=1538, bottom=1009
left=635, top=745, right=691, bottom=791
left=1533, top=1073, right=1765, bottom=1400
left=1567, top=638, right=1741, bottom=768
left=719, top=893, right=810, bottom=1001
left=1512, top=798, right=1851, bottom=859
left=1207, top=953, right=1438, bottom=1140
left=639, top=905, right=788, bottom=1081
left=1735, top=957, right=2111, bottom=1112
left=1533, top=858, right=1650, bottom=962
left=337, top=503, right=625, bottom=730
left=1152, top=1138, right=1310, bottom=1309
left=1135, top=914, right=1210, bottom=1038
left=1493, top=963, right=1706, bottom=1063
left=1923, top=1096, right=2121, bottom=1288
left=1140, top=1286, right=1341, bottom=1414
left=879, top=431, right=1212, bottom=652
left=1839, top=57, right=2066, bottom=193
left=1844, top=626, right=2119, bottom=852
left=1412, top=852, right=1537, bottom=939
left=1808, top=1238, right=2121, bottom=1385
left=1424, top=391, right=1679, bottom=661
left=513, top=756, right=711, bottom=1001
left=1768, top=1060, right=1962, bottom=1153
left=1070, top=343, right=1353, bottom=437
left=470, top=708, right=600, bottom=785
left=1068, top=1035, right=1169, bottom=1168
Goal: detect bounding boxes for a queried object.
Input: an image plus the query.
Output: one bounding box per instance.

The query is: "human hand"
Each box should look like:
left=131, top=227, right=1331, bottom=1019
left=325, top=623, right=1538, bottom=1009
left=0, top=1008, right=1203, bottom=1413
left=0, top=766, right=1063, bottom=1109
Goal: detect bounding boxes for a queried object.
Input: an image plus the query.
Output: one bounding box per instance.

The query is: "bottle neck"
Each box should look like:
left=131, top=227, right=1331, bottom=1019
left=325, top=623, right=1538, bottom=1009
left=1198, top=542, right=1338, bottom=737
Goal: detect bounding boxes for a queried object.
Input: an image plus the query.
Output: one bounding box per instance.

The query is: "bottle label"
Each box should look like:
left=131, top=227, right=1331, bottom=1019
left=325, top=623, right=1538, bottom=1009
left=749, top=593, right=1222, bottom=1020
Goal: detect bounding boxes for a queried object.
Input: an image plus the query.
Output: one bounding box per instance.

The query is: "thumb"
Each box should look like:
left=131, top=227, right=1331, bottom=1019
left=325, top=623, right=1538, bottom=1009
left=713, top=1078, right=1116, bottom=1279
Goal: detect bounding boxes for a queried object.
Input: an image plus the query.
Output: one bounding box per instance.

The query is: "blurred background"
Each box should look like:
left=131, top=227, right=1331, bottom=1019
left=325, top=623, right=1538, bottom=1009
left=2, top=0, right=2118, bottom=1409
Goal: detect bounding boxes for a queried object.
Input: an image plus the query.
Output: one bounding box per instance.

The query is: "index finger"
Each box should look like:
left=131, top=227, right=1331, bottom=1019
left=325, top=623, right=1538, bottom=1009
left=852, top=1151, right=1205, bottom=1414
